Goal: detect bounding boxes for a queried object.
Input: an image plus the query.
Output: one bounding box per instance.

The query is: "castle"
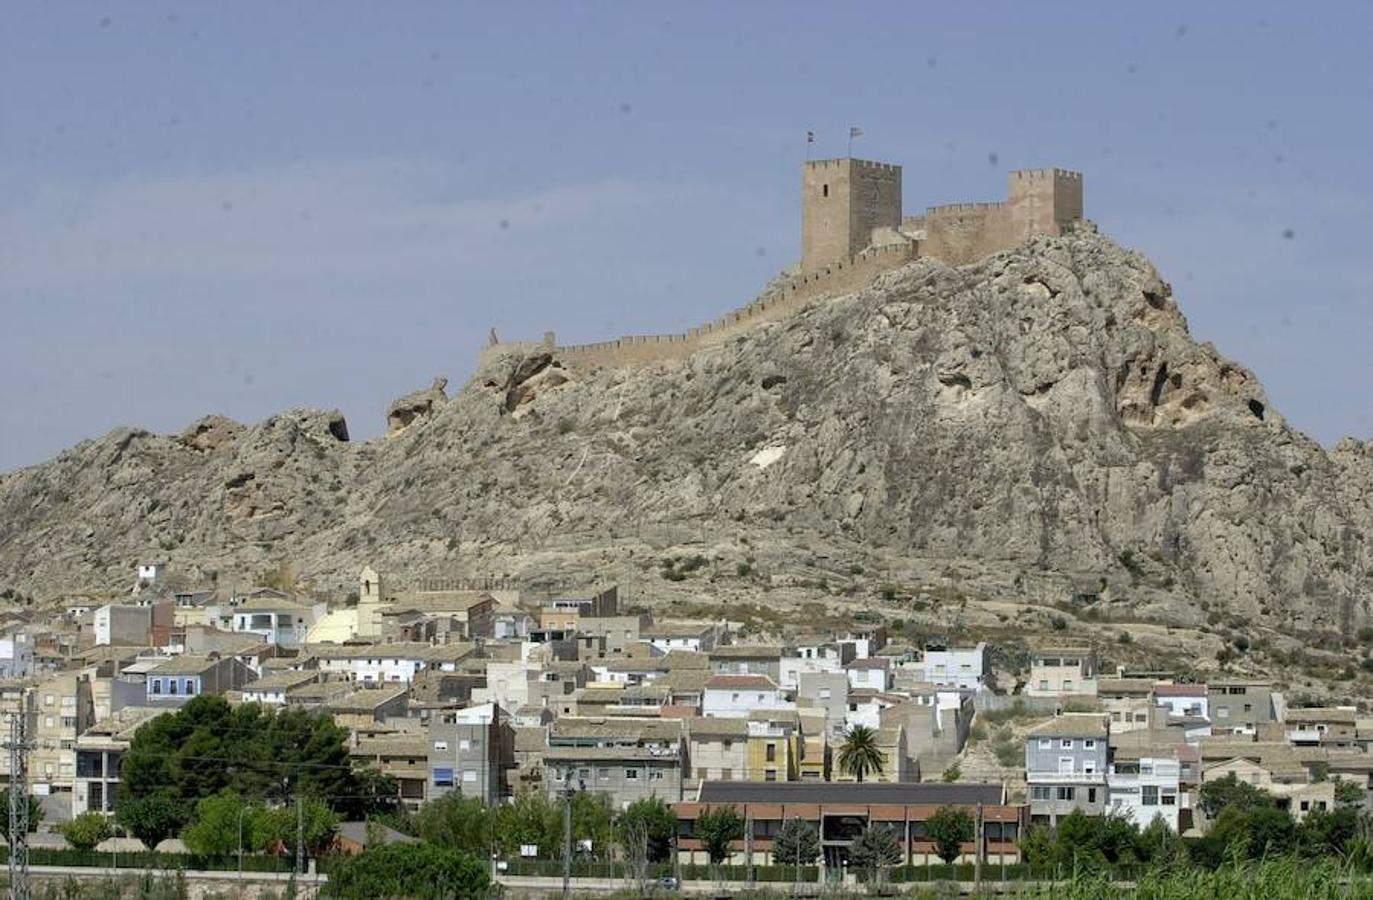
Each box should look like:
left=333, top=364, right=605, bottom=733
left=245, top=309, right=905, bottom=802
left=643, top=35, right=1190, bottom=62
left=801, top=158, right=1083, bottom=271
left=482, top=157, right=1084, bottom=369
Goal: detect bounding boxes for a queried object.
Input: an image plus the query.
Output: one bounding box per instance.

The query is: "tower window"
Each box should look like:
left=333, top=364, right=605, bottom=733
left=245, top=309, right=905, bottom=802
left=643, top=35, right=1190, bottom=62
left=822, top=184, right=829, bottom=198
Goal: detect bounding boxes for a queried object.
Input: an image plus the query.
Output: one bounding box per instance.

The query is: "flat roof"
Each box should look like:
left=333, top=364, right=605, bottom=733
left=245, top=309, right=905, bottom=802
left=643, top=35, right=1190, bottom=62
left=696, top=781, right=1004, bottom=806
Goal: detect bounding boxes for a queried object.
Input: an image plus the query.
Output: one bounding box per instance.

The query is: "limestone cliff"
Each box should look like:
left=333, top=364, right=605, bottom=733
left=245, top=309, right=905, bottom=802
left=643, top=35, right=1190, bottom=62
left=0, top=230, right=1368, bottom=642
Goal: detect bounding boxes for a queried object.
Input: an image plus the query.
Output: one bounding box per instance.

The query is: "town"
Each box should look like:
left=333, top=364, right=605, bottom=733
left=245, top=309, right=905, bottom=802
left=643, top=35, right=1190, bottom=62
left=0, top=559, right=1367, bottom=894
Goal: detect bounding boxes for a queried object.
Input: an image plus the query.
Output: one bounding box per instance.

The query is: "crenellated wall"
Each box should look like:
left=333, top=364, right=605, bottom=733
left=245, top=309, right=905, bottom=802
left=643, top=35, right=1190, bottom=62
left=482, top=243, right=916, bottom=370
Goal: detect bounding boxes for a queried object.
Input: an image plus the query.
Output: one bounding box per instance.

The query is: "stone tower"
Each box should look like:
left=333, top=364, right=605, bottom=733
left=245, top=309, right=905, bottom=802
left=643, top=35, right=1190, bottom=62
left=801, top=158, right=902, bottom=273
left=357, top=565, right=384, bottom=640
left=1007, top=168, right=1083, bottom=240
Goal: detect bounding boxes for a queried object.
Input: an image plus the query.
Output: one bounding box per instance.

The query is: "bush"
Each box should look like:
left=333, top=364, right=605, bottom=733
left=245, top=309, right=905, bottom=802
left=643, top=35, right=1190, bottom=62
left=61, top=812, right=113, bottom=851
left=326, top=842, right=494, bottom=899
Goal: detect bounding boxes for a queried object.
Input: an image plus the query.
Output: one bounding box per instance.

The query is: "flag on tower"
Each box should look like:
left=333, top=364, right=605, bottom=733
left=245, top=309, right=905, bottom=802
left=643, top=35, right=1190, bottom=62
left=849, top=126, right=863, bottom=140
left=806, top=130, right=815, bottom=143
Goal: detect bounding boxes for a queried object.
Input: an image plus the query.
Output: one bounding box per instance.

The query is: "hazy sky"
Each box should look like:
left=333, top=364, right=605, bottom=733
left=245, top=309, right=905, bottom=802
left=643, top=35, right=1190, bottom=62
left=3, top=3, right=1371, bottom=472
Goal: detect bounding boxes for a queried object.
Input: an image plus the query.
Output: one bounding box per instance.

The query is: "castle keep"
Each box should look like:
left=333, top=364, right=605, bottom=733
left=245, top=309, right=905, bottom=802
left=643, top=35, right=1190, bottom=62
left=802, top=158, right=1083, bottom=272
left=484, top=157, right=1084, bottom=369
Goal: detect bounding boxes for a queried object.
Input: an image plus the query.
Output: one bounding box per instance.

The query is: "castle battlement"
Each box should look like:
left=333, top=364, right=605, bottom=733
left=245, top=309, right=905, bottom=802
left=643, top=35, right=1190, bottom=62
left=804, top=157, right=901, bottom=174
left=925, top=201, right=1008, bottom=215
left=1012, top=167, right=1083, bottom=181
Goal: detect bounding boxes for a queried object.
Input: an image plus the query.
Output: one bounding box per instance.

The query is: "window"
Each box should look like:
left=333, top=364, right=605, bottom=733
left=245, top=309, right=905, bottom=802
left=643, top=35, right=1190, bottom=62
left=434, top=741, right=449, bottom=752
left=1162, top=792, right=1176, bottom=806
left=459, top=739, right=472, bottom=751
left=1142, top=786, right=1159, bottom=806
left=1063, top=680, right=1074, bottom=692
left=433, top=767, right=454, bottom=786
left=184, top=679, right=196, bottom=695
left=1087, top=788, right=1097, bottom=803
left=44, top=716, right=53, bottom=728
left=1038, top=680, right=1049, bottom=691
left=1243, top=703, right=1253, bottom=714
left=819, top=688, right=831, bottom=700
left=1061, top=739, right=1073, bottom=749
left=152, top=681, right=161, bottom=695
left=822, top=184, right=829, bottom=198
left=650, top=770, right=664, bottom=781
left=766, top=743, right=777, bottom=762
left=1056, top=787, right=1074, bottom=801
left=597, top=768, right=610, bottom=780
left=1038, top=739, right=1051, bottom=750
left=44, top=694, right=54, bottom=707
left=626, top=769, right=639, bottom=780
left=765, top=769, right=777, bottom=782
left=168, top=680, right=178, bottom=695
left=1084, top=739, right=1096, bottom=749
left=1216, top=708, right=1230, bottom=719
left=462, top=770, right=477, bottom=783
left=1031, top=786, right=1051, bottom=801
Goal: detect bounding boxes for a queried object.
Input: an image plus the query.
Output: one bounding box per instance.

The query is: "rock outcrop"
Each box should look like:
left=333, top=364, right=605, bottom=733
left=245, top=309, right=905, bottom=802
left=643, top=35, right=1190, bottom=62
left=386, top=377, right=448, bottom=435
left=0, top=230, right=1368, bottom=640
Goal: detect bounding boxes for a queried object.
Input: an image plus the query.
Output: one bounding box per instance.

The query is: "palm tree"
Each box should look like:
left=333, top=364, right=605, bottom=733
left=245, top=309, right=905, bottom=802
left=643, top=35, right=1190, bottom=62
left=837, top=725, right=885, bottom=782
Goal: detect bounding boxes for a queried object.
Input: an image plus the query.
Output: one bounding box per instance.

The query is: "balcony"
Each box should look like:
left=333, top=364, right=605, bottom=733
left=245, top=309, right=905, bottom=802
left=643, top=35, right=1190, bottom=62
left=1027, top=771, right=1105, bottom=784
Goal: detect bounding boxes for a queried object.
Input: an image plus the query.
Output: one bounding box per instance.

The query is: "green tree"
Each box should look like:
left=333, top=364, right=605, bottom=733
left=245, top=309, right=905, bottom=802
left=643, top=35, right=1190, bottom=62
left=1205, top=805, right=1296, bottom=860
left=1197, top=772, right=1275, bottom=820
left=326, top=842, right=493, bottom=899
left=848, top=824, right=902, bottom=883
left=181, top=791, right=254, bottom=856
left=926, top=806, right=973, bottom=865
left=252, top=798, right=339, bottom=856
left=694, top=806, right=745, bottom=870
left=413, top=794, right=494, bottom=857
left=1299, top=805, right=1359, bottom=858
left=837, top=725, right=885, bottom=783
left=118, top=795, right=182, bottom=850
left=61, top=812, right=113, bottom=851
left=570, top=791, right=614, bottom=858
left=615, top=797, right=677, bottom=864
left=119, top=695, right=393, bottom=823
left=1335, top=779, right=1366, bottom=807
left=0, top=790, right=43, bottom=839
left=772, top=817, right=820, bottom=879
left=492, top=793, right=561, bottom=858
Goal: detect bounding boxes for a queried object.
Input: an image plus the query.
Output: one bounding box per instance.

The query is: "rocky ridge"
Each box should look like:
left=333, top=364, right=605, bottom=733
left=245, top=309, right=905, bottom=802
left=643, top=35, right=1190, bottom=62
left=1, top=230, right=1370, bottom=645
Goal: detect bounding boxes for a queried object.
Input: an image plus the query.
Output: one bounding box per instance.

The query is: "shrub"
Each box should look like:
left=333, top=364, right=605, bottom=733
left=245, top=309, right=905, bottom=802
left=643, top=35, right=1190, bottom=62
left=61, top=812, right=112, bottom=851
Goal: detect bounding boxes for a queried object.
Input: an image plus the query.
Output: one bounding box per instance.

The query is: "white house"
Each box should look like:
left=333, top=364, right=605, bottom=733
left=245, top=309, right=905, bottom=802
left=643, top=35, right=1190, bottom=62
left=1153, top=683, right=1209, bottom=721
left=846, top=657, right=891, bottom=692
left=1107, top=755, right=1183, bottom=831
left=701, top=675, right=792, bottom=719
left=136, top=563, right=165, bottom=584
left=0, top=635, right=34, bottom=679
left=307, top=643, right=476, bottom=683
left=227, top=592, right=326, bottom=648
left=778, top=654, right=844, bottom=690
left=921, top=642, right=988, bottom=691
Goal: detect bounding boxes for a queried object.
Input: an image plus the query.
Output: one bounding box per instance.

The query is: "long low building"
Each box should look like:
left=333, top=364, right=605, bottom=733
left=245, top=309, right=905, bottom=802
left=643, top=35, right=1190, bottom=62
left=673, top=781, right=1025, bottom=868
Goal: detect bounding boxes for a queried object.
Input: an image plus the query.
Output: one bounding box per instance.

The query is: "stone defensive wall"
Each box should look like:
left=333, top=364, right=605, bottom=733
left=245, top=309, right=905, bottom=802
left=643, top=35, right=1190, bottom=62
left=497, top=242, right=917, bottom=369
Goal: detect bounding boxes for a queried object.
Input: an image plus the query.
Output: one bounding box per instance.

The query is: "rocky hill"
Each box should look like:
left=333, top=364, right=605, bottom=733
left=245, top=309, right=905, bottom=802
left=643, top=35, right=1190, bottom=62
left=2, top=229, right=1371, bottom=645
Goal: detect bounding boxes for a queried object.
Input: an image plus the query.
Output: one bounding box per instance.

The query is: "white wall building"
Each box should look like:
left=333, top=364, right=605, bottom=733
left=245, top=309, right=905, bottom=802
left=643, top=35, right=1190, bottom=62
left=846, top=658, right=891, bottom=692
left=778, top=655, right=844, bottom=691
left=921, top=642, right=988, bottom=691
left=1107, top=755, right=1183, bottom=831
left=701, top=675, right=792, bottom=719
left=0, top=635, right=34, bottom=679
left=1153, top=684, right=1209, bottom=721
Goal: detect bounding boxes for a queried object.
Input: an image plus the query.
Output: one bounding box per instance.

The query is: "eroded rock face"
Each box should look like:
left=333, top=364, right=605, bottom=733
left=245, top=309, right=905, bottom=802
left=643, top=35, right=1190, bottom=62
left=0, top=230, right=1368, bottom=639
left=386, top=377, right=448, bottom=435
left=178, top=416, right=244, bottom=452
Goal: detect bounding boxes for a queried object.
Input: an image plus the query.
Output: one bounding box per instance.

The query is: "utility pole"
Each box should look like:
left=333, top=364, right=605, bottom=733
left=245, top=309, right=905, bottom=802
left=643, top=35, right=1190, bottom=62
left=561, top=771, right=573, bottom=900
left=6, top=706, right=33, bottom=900
left=295, top=794, right=305, bottom=877
left=974, top=802, right=984, bottom=892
